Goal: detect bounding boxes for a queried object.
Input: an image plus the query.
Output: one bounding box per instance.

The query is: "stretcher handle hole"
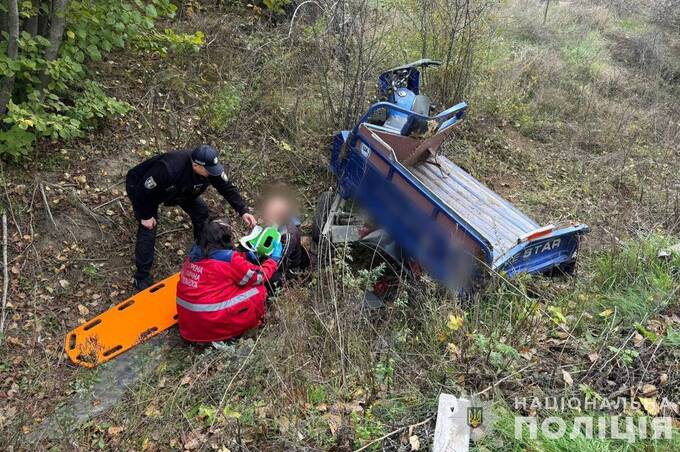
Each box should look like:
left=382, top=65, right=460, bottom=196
left=140, top=327, right=158, bottom=340
left=68, top=334, right=76, bottom=350
left=117, top=300, right=135, bottom=311
left=149, top=283, right=165, bottom=293
left=83, top=318, right=102, bottom=331
left=103, top=345, right=123, bottom=357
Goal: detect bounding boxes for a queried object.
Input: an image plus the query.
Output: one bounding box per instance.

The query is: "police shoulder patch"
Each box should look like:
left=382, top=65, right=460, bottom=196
left=144, top=176, right=157, bottom=189
left=220, top=171, right=228, bottom=182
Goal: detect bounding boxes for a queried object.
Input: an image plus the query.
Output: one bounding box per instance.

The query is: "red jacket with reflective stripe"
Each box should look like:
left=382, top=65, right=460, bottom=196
left=176, top=245, right=278, bottom=342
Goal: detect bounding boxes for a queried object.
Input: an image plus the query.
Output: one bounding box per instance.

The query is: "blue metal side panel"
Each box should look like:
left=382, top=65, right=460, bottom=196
left=495, top=224, right=589, bottom=276
left=336, top=135, right=494, bottom=285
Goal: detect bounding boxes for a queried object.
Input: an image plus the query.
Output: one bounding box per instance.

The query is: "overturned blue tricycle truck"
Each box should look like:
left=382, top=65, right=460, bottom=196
left=317, top=59, right=588, bottom=290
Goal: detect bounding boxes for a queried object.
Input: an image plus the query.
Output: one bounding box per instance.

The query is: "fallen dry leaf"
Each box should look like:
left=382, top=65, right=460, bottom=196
left=107, top=426, right=125, bottom=436
left=562, top=369, right=574, bottom=386
left=447, top=314, right=464, bottom=331
left=660, top=373, right=668, bottom=385
left=599, top=309, right=613, bottom=318
left=77, top=304, right=89, bottom=315
left=6, top=336, right=23, bottom=347
left=183, top=432, right=205, bottom=450
left=409, top=434, right=421, bottom=451
left=518, top=347, right=534, bottom=360
left=554, top=330, right=569, bottom=340
left=588, top=352, right=599, bottom=363
left=640, top=384, right=657, bottom=397
left=639, top=397, right=660, bottom=416
left=324, top=413, right=342, bottom=436
left=315, top=403, right=328, bottom=412
left=144, top=404, right=160, bottom=418
left=632, top=332, right=644, bottom=347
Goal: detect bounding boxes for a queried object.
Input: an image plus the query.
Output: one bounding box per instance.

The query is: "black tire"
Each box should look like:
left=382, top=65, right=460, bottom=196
left=312, top=191, right=334, bottom=243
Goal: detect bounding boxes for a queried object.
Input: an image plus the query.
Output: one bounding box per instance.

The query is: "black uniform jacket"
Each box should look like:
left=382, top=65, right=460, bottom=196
left=126, top=150, right=248, bottom=220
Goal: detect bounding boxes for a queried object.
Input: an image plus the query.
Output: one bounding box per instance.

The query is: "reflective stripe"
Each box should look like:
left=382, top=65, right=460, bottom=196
left=176, top=288, right=259, bottom=312
left=238, top=269, right=255, bottom=286
left=255, top=273, right=263, bottom=285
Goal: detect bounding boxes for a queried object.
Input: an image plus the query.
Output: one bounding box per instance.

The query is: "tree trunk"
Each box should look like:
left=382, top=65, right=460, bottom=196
left=39, top=0, right=68, bottom=90
left=0, top=0, right=20, bottom=117
left=44, top=0, right=68, bottom=62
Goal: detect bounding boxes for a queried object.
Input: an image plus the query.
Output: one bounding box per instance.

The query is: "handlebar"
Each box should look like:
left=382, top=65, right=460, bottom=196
left=350, top=101, right=469, bottom=139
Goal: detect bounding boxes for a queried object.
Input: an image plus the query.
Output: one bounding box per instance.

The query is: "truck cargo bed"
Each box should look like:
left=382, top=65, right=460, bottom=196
left=410, top=157, right=539, bottom=263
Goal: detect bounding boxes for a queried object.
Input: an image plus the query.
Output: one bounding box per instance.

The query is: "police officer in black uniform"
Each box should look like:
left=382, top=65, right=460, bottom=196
left=126, top=145, right=257, bottom=290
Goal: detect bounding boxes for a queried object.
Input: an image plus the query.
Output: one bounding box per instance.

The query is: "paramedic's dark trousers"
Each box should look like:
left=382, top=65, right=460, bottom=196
left=133, top=197, right=209, bottom=281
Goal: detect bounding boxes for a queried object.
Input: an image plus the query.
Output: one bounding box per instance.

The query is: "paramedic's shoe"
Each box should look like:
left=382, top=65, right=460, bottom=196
left=133, top=276, right=154, bottom=292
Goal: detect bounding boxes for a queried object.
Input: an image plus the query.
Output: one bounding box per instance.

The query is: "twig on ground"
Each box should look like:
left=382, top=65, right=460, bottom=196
left=1, top=165, right=22, bottom=237
left=353, top=415, right=434, bottom=452
left=156, top=227, right=185, bottom=238
left=475, top=363, right=535, bottom=397
left=39, top=183, right=57, bottom=229
left=0, top=213, right=9, bottom=340
left=66, top=187, right=112, bottom=226
left=93, top=196, right=123, bottom=210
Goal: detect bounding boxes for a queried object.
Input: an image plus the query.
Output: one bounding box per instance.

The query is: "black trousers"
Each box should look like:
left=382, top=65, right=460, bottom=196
left=132, top=197, right=209, bottom=281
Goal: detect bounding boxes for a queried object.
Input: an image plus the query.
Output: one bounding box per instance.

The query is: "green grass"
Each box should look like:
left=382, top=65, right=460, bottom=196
left=478, top=405, right=680, bottom=451
left=562, top=31, right=607, bottom=79
left=589, top=235, right=680, bottom=323
left=204, top=82, right=243, bottom=133
left=616, top=18, right=647, bottom=33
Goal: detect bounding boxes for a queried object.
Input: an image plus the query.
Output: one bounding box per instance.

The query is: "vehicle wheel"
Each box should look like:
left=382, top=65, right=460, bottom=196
left=312, top=190, right=334, bottom=243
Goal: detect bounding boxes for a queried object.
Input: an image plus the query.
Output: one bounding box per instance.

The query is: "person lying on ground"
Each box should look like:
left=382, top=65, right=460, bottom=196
left=175, top=219, right=281, bottom=344
left=126, top=145, right=257, bottom=291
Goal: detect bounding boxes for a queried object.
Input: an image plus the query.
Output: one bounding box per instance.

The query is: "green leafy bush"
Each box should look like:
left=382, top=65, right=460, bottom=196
left=261, top=0, right=291, bottom=15
left=0, top=0, right=204, bottom=160
left=204, top=83, right=242, bottom=133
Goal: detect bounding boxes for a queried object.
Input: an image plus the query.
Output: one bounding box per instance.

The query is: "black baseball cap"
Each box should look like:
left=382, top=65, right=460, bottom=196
left=191, top=145, right=224, bottom=176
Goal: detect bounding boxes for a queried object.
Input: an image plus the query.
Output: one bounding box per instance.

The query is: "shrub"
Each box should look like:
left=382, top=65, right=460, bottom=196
left=0, top=0, right=204, bottom=160
left=204, top=82, right=242, bottom=133
left=562, top=31, right=607, bottom=80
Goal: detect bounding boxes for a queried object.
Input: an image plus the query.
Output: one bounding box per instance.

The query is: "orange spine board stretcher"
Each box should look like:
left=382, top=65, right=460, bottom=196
left=64, top=273, right=180, bottom=368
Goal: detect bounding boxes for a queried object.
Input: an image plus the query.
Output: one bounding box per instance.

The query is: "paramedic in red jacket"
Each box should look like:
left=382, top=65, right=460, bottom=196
left=176, top=220, right=280, bottom=343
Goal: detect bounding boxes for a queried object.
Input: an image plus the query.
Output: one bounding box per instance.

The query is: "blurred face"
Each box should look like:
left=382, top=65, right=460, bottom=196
left=261, top=195, right=292, bottom=226
left=192, top=162, right=209, bottom=177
